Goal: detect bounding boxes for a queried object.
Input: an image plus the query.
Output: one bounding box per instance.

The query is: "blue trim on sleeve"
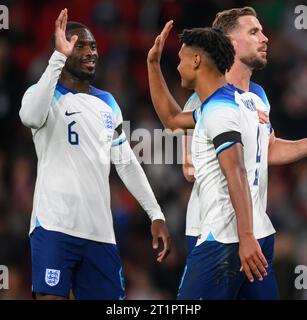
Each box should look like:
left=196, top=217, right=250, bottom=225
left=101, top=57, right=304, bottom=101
left=216, top=141, right=236, bottom=155
left=51, top=89, right=63, bottom=106
left=112, top=136, right=127, bottom=147
left=193, top=109, right=198, bottom=123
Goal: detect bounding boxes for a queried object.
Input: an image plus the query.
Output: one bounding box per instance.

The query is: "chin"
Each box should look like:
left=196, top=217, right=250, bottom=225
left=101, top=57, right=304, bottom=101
left=79, top=71, right=96, bottom=81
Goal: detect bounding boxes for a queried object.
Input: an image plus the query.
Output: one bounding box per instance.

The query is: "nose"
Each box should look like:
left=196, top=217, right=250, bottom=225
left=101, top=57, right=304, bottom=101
left=260, top=32, right=268, bottom=44
left=84, top=45, right=95, bottom=57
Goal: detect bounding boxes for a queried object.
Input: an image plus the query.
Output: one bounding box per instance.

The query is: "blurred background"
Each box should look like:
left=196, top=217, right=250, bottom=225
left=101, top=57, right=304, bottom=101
left=0, top=0, right=307, bottom=300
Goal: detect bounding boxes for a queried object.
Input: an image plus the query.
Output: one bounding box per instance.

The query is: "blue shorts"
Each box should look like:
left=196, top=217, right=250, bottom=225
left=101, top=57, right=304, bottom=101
left=178, top=234, right=279, bottom=300
left=186, top=236, right=198, bottom=256
left=30, top=227, right=125, bottom=300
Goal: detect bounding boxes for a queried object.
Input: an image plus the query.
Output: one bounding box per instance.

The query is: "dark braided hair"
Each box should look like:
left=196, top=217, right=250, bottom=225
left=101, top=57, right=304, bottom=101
left=179, top=27, right=235, bottom=74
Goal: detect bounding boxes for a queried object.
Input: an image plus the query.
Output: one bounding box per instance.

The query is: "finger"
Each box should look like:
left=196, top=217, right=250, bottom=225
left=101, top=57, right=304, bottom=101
left=247, top=258, right=263, bottom=281
left=253, top=255, right=268, bottom=277
left=62, top=8, right=68, bottom=31
left=257, top=251, right=268, bottom=268
left=157, top=235, right=171, bottom=262
left=160, top=20, right=173, bottom=42
left=70, top=35, right=78, bottom=46
left=59, top=9, right=65, bottom=30
left=242, top=261, right=254, bottom=282
left=157, top=242, right=170, bottom=262
left=55, top=10, right=63, bottom=30
left=152, top=235, right=159, bottom=249
left=60, top=8, right=66, bottom=30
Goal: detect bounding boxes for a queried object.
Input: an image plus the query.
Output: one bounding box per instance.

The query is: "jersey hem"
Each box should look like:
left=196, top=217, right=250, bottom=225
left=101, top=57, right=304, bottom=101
left=29, top=223, right=116, bottom=244
left=196, top=229, right=276, bottom=246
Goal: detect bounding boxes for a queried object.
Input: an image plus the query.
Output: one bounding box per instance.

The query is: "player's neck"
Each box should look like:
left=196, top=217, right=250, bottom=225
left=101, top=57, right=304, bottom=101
left=59, top=71, right=91, bottom=94
left=194, top=72, right=227, bottom=103
left=226, top=60, right=253, bottom=92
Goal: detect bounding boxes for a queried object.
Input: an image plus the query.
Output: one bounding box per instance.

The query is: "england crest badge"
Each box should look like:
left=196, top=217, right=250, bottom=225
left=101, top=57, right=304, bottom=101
left=101, top=111, right=113, bottom=132
left=45, top=269, right=60, bottom=286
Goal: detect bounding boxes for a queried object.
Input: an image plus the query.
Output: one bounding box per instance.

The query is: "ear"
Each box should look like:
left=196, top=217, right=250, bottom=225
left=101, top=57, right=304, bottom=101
left=228, top=34, right=237, bottom=50
left=193, top=53, right=201, bottom=69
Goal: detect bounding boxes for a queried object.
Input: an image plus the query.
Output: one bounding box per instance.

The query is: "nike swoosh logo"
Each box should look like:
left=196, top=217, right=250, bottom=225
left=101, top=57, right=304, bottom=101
left=65, top=111, right=81, bottom=116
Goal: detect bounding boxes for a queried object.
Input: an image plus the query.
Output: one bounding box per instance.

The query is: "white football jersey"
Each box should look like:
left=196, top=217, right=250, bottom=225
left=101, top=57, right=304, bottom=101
left=182, top=93, right=202, bottom=237
left=20, top=51, right=164, bottom=244
left=191, top=83, right=275, bottom=244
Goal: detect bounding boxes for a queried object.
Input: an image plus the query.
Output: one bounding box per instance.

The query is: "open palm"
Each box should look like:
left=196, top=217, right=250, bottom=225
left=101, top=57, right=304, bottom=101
left=54, top=9, right=78, bottom=57
left=147, top=20, right=173, bottom=63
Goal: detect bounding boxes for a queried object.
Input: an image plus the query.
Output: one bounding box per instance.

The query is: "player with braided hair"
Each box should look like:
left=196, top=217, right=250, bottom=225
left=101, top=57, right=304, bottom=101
left=147, top=21, right=276, bottom=299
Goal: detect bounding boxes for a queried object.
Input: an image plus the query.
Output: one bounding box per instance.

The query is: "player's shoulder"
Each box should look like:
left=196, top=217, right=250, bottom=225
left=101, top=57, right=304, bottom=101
left=202, top=84, right=239, bottom=114
left=249, top=81, right=266, bottom=94
left=89, top=86, right=121, bottom=114
left=249, top=81, right=270, bottom=107
left=183, top=92, right=202, bottom=111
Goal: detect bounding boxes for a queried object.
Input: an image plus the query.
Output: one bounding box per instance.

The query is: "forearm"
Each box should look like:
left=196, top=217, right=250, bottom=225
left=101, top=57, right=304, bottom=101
left=218, top=144, right=254, bottom=239
left=268, top=137, right=307, bottom=165
left=19, top=50, right=67, bottom=129
left=182, top=135, right=193, bottom=166
left=112, top=142, right=165, bottom=222
left=226, top=168, right=254, bottom=239
left=147, top=61, right=193, bottom=130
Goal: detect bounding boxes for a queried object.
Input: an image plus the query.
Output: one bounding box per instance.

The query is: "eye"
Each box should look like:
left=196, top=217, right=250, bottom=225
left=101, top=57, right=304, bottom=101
left=75, top=44, right=84, bottom=49
left=91, top=44, right=97, bottom=50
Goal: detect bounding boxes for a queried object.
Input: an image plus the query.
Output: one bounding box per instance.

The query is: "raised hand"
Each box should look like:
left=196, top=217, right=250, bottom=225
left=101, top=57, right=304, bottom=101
left=54, top=8, right=78, bottom=57
left=147, top=20, right=173, bottom=64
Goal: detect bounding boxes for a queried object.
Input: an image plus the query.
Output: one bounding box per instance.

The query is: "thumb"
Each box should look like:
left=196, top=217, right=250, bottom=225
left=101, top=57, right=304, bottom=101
left=70, top=35, right=78, bottom=46
left=152, top=235, right=159, bottom=249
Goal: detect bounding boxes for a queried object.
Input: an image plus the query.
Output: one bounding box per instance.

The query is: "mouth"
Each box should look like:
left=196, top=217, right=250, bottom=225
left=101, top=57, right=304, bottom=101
left=81, top=58, right=97, bottom=70
left=258, top=47, right=267, bottom=55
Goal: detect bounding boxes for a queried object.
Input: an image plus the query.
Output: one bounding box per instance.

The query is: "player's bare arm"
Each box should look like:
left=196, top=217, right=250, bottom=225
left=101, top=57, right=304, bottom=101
left=218, top=143, right=268, bottom=282
left=147, top=21, right=195, bottom=131
left=268, top=129, right=307, bottom=165
left=182, top=135, right=195, bottom=182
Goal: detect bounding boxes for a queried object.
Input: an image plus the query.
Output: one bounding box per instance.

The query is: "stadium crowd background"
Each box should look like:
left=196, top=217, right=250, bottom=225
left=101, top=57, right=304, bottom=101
left=0, top=0, right=307, bottom=299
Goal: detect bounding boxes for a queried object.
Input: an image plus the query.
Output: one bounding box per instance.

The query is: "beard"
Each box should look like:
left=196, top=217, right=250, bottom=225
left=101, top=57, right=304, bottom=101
left=65, top=64, right=96, bottom=81
left=240, top=55, right=267, bottom=70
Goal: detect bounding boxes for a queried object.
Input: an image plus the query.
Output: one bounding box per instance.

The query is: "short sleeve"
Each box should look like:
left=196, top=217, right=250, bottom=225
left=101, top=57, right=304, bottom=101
left=107, top=95, right=127, bottom=147
left=183, top=93, right=202, bottom=112
left=203, top=104, right=242, bottom=155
